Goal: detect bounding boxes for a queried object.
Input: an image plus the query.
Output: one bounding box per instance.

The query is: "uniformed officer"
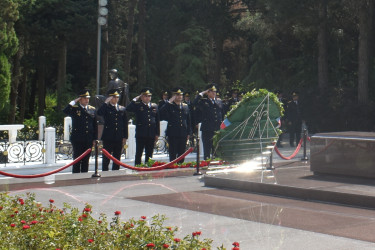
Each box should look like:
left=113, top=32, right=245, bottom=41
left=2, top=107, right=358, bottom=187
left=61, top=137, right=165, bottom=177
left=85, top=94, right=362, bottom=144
left=286, top=91, right=302, bottom=147
left=160, top=87, right=192, bottom=162
left=227, top=89, right=239, bottom=108
left=193, top=84, right=224, bottom=160
left=158, top=90, right=170, bottom=110
left=126, top=87, right=160, bottom=165
left=63, top=90, right=97, bottom=173
left=97, top=89, right=128, bottom=171
left=183, top=91, right=196, bottom=136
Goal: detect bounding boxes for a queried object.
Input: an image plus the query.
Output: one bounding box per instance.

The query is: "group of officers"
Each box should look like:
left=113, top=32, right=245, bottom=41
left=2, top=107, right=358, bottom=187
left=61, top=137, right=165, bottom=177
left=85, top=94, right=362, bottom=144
left=63, top=83, right=303, bottom=174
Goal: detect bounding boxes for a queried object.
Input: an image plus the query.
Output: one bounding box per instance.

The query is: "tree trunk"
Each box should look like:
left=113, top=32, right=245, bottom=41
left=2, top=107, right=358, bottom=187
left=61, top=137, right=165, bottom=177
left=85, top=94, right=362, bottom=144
left=123, top=0, right=137, bottom=85
left=213, top=37, right=223, bottom=85
left=56, top=40, right=67, bottom=111
left=37, top=61, right=46, bottom=117
left=8, top=38, right=23, bottom=124
left=18, top=66, right=28, bottom=123
left=317, top=0, right=328, bottom=91
left=358, top=0, right=373, bottom=105
left=137, top=0, right=146, bottom=86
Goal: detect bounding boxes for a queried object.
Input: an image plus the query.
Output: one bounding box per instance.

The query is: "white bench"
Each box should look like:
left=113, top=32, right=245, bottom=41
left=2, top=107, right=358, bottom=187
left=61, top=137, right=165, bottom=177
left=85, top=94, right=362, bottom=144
left=0, top=125, right=25, bottom=143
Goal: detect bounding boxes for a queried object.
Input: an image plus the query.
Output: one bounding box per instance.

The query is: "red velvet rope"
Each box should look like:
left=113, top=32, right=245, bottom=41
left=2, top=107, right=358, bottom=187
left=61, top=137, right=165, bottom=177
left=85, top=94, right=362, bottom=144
left=274, top=138, right=303, bottom=160
left=0, top=148, right=92, bottom=178
left=102, top=147, right=194, bottom=171
left=307, top=136, right=311, bottom=141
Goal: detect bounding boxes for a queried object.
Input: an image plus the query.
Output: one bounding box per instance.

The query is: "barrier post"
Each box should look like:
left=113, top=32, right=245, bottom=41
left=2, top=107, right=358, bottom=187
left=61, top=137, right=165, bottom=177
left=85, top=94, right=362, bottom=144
left=194, top=137, right=202, bottom=175
left=267, top=147, right=274, bottom=170
left=301, top=128, right=308, bottom=162
left=92, top=140, right=101, bottom=178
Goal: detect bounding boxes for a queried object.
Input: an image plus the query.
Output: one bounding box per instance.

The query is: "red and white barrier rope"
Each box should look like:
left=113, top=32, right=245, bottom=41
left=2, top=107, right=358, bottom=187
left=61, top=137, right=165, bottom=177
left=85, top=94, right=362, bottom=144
left=102, top=147, right=194, bottom=171
left=0, top=148, right=92, bottom=178
left=274, top=138, right=303, bottom=160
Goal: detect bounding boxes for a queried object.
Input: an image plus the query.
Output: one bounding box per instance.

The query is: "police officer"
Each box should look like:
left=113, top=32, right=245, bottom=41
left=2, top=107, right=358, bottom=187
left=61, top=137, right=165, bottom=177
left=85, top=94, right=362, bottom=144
left=97, top=89, right=128, bottom=171
left=194, top=84, right=224, bottom=160
left=158, top=90, right=170, bottom=110
left=183, top=91, right=196, bottom=136
left=160, top=87, right=192, bottom=162
left=126, top=87, right=160, bottom=165
left=63, top=90, right=97, bottom=173
left=286, top=91, right=302, bottom=147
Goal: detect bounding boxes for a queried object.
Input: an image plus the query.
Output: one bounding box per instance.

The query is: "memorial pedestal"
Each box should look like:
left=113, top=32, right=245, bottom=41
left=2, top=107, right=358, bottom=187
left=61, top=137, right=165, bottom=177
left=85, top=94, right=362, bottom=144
left=311, top=131, right=375, bottom=178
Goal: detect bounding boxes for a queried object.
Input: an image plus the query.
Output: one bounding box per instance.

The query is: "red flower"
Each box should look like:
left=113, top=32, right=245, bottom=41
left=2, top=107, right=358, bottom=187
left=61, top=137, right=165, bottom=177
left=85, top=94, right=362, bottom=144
left=30, top=220, right=38, bottom=225
left=49, top=199, right=54, bottom=203
left=174, top=238, right=181, bottom=243
left=98, top=220, right=102, bottom=224
left=232, top=242, right=240, bottom=247
left=23, top=225, right=30, bottom=230
left=10, top=214, right=14, bottom=218
left=130, top=223, right=134, bottom=228
left=114, top=211, right=121, bottom=215
left=84, top=208, right=91, bottom=212
left=14, top=211, right=18, bottom=214
left=10, top=223, right=16, bottom=227
left=146, top=243, right=155, bottom=248
left=166, top=226, right=172, bottom=231
left=192, top=231, right=202, bottom=236
left=232, top=247, right=240, bottom=250
left=78, top=217, right=83, bottom=222
left=82, top=214, right=88, bottom=218
left=141, top=216, right=147, bottom=220
left=88, top=239, right=94, bottom=243
left=162, top=243, right=169, bottom=248
left=20, top=220, right=26, bottom=224
left=0, top=206, right=3, bottom=210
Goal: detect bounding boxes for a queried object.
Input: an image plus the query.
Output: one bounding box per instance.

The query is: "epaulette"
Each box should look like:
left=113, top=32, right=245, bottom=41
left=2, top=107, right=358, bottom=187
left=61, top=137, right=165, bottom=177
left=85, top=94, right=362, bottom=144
left=182, top=103, right=188, bottom=106
left=72, top=105, right=78, bottom=108
left=88, top=105, right=95, bottom=109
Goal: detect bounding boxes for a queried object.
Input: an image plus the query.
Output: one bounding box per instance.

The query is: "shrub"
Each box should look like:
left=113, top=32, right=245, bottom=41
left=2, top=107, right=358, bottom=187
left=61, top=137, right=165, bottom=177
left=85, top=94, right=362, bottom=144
left=0, top=193, right=236, bottom=249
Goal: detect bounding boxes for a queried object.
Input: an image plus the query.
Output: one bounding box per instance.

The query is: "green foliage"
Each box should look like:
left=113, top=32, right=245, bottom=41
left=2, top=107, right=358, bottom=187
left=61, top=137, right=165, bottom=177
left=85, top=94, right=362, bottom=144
left=0, top=54, right=11, bottom=111
left=0, top=192, right=231, bottom=249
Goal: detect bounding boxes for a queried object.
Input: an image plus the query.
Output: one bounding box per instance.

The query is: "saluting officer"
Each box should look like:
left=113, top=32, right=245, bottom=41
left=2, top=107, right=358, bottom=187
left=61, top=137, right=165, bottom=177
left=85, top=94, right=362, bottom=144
left=158, top=90, right=170, bottom=110
left=63, top=90, right=97, bottom=173
left=97, top=89, right=128, bottom=171
left=126, top=87, right=160, bottom=165
left=193, top=84, right=224, bottom=160
left=160, top=87, right=192, bottom=163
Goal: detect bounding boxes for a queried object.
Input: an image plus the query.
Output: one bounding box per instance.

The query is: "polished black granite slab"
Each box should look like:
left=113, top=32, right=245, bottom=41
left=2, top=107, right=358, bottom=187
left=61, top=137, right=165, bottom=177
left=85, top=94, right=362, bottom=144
left=310, top=131, right=375, bottom=178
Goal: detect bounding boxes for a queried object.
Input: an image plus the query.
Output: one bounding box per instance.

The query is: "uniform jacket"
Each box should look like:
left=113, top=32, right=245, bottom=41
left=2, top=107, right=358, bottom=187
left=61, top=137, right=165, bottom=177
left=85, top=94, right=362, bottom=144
left=97, top=103, right=128, bottom=141
left=126, top=101, right=160, bottom=138
left=63, top=103, right=97, bottom=143
left=193, top=95, right=223, bottom=132
left=286, top=100, right=302, bottom=123
left=160, top=102, right=192, bottom=137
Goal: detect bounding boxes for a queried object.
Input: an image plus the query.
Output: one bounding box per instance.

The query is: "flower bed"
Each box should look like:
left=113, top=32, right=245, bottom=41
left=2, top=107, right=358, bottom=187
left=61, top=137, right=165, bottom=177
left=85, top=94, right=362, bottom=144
left=0, top=193, right=240, bottom=249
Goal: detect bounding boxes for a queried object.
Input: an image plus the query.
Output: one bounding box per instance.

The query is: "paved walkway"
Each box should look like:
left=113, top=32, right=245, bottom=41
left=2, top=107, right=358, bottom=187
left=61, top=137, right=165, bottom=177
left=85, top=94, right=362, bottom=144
left=2, top=139, right=375, bottom=249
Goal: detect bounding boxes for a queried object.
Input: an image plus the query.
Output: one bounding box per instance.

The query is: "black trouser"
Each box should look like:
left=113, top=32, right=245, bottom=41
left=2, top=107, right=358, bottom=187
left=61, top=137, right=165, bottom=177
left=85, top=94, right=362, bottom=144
left=135, top=137, right=155, bottom=165
left=289, top=121, right=302, bottom=146
left=168, top=136, right=187, bottom=163
left=202, top=130, right=215, bottom=160
left=72, top=141, right=92, bottom=173
left=102, top=140, right=123, bottom=171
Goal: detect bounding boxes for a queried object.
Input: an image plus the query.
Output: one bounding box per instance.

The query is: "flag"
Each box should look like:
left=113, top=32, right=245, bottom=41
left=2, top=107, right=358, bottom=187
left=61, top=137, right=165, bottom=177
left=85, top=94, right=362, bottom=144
left=220, top=118, right=232, bottom=129
left=276, top=117, right=281, bottom=128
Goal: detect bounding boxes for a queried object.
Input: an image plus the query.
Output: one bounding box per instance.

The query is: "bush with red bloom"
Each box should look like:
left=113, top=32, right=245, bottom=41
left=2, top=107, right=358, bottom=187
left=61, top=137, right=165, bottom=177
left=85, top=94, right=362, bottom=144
left=10, top=223, right=16, bottom=227
left=192, top=231, right=202, bottom=236
left=141, top=216, right=147, bottom=220
left=232, top=242, right=240, bottom=247
left=174, top=238, right=181, bottom=243
left=232, top=247, right=240, bottom=250
left=30, top=220, right=38, bottom=225
left=88, top=239, right=94, bottom=243
left=98, top=220, right=102, bottom=224
left=84, top=207, right=91, bottom=212
left=82, top=214, right=88, bottom=218
left=78, top=217, right=83, bottom=222
left=20, top=220, right=26, bottom=224
left=146, top=243, right=155, bottom=248
left=49, top=199, right=54, bottom=203
left=114, top=211, right=121, bottom=216
left=23, top=225, right=30, bottom=230
left=162, top=243, right=169, bottom=248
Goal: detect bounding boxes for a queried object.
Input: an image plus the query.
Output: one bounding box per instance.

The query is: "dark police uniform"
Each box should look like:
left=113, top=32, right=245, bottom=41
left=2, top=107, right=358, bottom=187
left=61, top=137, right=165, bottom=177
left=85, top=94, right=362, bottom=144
left=158, top=90, right=170, bottom=111
left=63, top=90, right=97, bottom=173
left=286, top=91, right=302, bottom=147
left=126, top=88, right=160, bottom=165
left=193, top=84, right=223, bottom=160
left=160, top=88, right=192, bottom=162
left=97, top=89, right=128, bottom=171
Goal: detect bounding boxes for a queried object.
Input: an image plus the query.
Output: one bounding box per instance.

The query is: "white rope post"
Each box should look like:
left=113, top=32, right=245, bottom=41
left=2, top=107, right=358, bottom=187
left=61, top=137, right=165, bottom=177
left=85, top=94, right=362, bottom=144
left=64, top=116, right=72, bottom=141
left=45, top=127, right=56, bottom=164
left=38, top=116, right=46, bottom=141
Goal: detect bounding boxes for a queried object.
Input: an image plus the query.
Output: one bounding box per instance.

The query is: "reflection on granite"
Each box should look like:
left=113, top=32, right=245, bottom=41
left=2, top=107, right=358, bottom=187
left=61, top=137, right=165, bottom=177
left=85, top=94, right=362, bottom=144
left=311, top=131, right=375, bottom=178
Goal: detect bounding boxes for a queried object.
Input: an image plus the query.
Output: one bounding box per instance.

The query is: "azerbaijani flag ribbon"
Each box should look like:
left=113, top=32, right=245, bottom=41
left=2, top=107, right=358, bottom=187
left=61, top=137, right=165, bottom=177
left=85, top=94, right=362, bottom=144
left=220, top=118, right=232, bottom=129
